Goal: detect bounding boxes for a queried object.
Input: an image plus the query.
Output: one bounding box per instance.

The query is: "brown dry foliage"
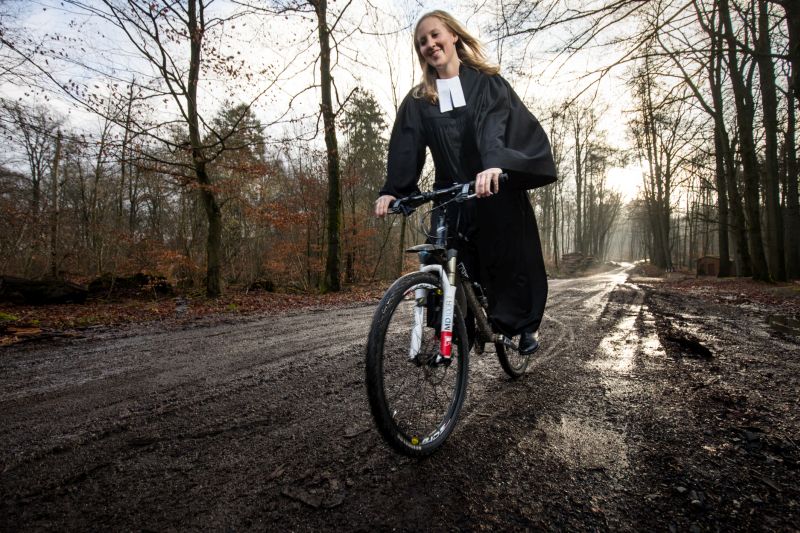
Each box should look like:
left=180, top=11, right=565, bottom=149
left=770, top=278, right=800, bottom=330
left=0, top=283, right=386, bottom=346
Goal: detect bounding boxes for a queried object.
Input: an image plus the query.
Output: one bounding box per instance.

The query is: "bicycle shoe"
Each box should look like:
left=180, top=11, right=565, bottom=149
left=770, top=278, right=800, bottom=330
left=519, top=331, right=539, bottom=355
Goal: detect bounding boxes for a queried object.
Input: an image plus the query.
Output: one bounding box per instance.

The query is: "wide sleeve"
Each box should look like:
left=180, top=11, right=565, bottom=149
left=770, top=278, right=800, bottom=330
left=474, top=75, right=557, bottom=189
left=380, top=94, right=427, bottom=198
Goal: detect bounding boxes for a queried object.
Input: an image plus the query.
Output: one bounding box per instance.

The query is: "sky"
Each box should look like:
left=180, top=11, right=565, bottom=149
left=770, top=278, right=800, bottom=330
left=3, top=0, right=645, bottom=201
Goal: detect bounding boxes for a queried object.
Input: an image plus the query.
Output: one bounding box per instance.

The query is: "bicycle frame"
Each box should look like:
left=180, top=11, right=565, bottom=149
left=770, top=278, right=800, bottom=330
left=367, top=174, right=529, bottom=456
left=404, top=193, right=519, bottom=362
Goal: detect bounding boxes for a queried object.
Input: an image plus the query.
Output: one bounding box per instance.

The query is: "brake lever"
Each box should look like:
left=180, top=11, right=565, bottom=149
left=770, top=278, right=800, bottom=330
left=390, top=200, right=417, bottom=216
left=454, top=183, right=473, bottom=203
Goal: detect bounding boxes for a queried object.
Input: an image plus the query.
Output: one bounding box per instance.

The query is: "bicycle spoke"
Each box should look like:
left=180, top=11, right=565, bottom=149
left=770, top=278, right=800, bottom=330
left=366, top=273, right=469, bottom=455
left=384, top=297, right=452, bottom=438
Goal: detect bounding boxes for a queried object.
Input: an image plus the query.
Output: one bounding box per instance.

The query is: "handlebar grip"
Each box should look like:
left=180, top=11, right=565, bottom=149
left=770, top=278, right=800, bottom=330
left=386, top=172, right=509, bottom=215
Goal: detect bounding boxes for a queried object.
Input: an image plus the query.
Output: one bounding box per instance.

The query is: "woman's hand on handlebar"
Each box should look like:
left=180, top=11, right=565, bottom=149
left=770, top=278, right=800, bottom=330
left=475, top=168, right=502, bottom=198
left=375, top=194, right=397, bottom=217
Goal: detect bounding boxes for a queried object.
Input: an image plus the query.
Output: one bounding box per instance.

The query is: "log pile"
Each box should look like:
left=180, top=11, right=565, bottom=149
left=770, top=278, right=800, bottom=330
left=0, top=276, right=88, bottom=304
left=560, top=252, right=597, bottom=275
left=88, top=273, right=173, bottom=297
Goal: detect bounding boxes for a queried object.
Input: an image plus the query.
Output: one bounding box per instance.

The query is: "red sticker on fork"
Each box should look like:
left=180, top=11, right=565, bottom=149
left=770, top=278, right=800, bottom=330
left=440, top=331, right=452, bottom=357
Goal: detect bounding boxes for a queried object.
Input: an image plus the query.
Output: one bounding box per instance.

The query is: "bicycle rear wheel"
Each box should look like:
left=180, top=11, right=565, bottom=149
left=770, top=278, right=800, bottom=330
left=366, top=271, right=469, bottom=457
left=496, top=336, right=531, bottom=379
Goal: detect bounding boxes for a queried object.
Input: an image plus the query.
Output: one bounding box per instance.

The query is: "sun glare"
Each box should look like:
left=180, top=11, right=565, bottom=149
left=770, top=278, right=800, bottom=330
left=607, top=164, right=644, bottom=203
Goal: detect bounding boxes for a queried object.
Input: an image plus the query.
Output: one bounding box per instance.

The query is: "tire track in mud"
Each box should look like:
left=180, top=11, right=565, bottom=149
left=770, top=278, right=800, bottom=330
left=460, top=265, right=631, bottom=414
left=0, top=305, right=374, bottom=402
left=545, top=281, right=667, bottom=526
left=434, top=268, right=646, bottom=529
left=1, top=268, right=647, bottom=531
left=0, top=305, right=377, bottom=516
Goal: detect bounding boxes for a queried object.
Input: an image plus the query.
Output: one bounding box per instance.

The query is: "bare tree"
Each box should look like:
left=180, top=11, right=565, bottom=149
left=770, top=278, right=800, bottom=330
left=0, top=101, right=60, bottom=217
left=567, top=103, right=599, bottom=254
left=312, top=0, right=343, bottom=292
left=755, top=0, right=785, bottom=280
left=236, top=0, right=370, bottom=292
left=629, top=58, right=702, bottom=270
left=45, top=0, right=281, bottom=296
left=719, top=0, right=770, bottom=281
left=48, top=129, right=62, bottom=278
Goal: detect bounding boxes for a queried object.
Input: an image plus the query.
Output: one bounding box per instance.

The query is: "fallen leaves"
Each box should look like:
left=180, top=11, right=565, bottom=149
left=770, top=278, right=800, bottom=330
left=0, top=283, right=385, bottom=347
left=659, top=277, right=800, bottom=317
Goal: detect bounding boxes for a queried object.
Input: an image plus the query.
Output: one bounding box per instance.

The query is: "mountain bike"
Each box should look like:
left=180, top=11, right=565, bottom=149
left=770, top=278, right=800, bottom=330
left=365, top=175, right=532, bottom=457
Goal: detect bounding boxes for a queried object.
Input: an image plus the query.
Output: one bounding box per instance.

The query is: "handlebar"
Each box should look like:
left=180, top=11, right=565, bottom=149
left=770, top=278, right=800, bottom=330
left=389, top=173, right=509, bottom=216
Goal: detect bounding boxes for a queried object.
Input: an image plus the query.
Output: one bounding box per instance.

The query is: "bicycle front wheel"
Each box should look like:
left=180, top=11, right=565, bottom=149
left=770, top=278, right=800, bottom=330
left=366, top=271, right=469, bottom=457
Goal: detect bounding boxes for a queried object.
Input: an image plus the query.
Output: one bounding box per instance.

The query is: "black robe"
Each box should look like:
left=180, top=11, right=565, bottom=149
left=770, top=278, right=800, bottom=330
left=380, top=65, right=557, bottom=336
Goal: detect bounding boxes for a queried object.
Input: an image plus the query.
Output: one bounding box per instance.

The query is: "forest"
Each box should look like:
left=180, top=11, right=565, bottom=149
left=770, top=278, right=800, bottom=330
left=0, top=0, right=797, bottom=297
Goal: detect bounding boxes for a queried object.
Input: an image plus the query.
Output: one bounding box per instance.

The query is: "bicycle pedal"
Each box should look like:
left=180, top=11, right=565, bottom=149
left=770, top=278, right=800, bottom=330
left=431, top=354, right=452, bottom=367
left=497, top=335, right=518, bottom=351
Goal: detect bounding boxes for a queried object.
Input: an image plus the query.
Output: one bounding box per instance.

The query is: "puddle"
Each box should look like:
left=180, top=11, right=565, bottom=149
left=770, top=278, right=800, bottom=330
left=521, top=415, right=629, bottom=473
left=639, top=313, right=663, bottom=355
left=594, top=311, right=639, bottom=372
left=589, top=286, right=664, bottom=400
left=591, top=287, right=648, bottom=373
left=572, top=269, right=632, bottom=321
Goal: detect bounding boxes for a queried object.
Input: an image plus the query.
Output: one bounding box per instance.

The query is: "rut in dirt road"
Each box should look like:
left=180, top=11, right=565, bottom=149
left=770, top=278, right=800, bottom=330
left=1, top=266, right=797, bottom=531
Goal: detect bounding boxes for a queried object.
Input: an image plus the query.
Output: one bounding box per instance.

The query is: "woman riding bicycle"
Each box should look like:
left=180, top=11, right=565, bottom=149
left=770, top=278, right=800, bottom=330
left=374, top=10, right=557, bottom=355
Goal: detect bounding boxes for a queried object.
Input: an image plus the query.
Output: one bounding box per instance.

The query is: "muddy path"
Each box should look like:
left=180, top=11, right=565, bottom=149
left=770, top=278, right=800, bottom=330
left=1, top=267, right=798, bottom=531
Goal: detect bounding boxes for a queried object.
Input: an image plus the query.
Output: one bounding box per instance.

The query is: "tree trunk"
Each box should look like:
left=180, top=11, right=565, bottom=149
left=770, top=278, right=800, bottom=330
left=552, top=187, right=559, bottom=269
left=187, top=0, right=223, bottom=297
left=202, top=183, right=223, bottom=297
left=685, top=193, right=692, bottom=269
left=346, top=185, right=356, bottom=284
left=784, top=80, right=800, bottom=280
left=121, top=82, right=135, bottom=233
left=315, top=0, right=341, bottom=292
left=756, top=0, right=785, bottom=280
left=776, top=1, right=800, bottom=279
left=0, top=276, right=87, bottom=304
left=782, top=0, right=800, bottom=102
left=640, top=69, right=671, bottom=270
left=713, top=130, right=731, bottom=276
left=573, top=116, right=584, bottom=253
left=693, top=2, right=741, bottom=275
left=49, top=130, right=62, bottom=279
left=720, top=0, right=770, bottom=281
left=707, top=15, right=732, bottom=276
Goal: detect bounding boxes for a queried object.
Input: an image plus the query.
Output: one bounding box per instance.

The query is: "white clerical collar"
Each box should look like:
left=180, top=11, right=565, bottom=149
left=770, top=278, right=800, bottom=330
left=436, top=76, right=466, bottom=113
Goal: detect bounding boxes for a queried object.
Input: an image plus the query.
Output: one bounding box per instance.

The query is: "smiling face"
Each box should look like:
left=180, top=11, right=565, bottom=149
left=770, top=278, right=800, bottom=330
left=415, top=16, right=460, bottom=78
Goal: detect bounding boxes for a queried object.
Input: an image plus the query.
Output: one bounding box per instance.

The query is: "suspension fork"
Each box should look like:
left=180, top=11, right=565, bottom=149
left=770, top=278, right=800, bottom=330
left=409, top=209, right=458, bottom=361
left=408, top=285, right=427, bottom=360
left=416, top=254, right=457, bottom=360
left=407, top=264, right=453, bottom=361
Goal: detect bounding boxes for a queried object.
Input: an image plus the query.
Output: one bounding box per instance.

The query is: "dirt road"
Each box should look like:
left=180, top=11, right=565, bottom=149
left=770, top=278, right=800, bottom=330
left=1, top=267, right=798, bottom=531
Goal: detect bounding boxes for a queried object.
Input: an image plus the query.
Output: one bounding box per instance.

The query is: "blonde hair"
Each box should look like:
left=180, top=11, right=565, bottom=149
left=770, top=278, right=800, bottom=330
left=412, top=10, right=500, bottom=103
